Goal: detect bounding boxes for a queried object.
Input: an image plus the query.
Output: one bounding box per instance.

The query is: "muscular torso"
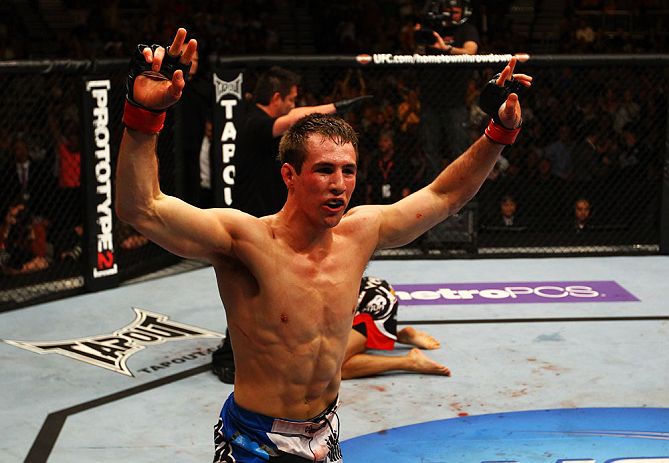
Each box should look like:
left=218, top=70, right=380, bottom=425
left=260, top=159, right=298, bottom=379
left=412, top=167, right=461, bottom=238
left=212, top=210, right=377, bottom=420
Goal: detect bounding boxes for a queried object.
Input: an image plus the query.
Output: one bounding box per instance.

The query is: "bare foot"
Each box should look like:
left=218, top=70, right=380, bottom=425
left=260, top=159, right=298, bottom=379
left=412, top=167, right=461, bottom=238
left=398, top=327, right=441, bottom=350
left=407, top=348, right=450, bottom=376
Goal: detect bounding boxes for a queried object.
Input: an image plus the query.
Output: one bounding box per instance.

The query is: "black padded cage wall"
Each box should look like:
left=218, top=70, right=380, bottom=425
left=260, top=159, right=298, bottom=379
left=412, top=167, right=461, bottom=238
left=0, top=59, right=182, bottom=312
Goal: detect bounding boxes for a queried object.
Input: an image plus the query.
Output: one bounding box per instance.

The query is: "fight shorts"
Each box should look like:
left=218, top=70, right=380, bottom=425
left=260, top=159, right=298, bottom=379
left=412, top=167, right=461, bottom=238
left=213, top=393, right=342, bottom=462
left=352, top=276, right=399, bottom=350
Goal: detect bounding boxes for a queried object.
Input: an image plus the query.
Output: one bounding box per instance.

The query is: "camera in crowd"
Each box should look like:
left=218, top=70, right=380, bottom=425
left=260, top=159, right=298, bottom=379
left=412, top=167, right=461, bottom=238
left=414, top=0, right=473, bottom=46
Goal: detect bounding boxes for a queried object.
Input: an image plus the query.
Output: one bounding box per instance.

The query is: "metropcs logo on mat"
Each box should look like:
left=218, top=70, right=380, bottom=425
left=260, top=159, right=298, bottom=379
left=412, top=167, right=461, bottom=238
left=392, top=281, right=639, bottom=305
left=340, top=408, right=669, bottom=463
left=3, top=308, right=224, bottom=376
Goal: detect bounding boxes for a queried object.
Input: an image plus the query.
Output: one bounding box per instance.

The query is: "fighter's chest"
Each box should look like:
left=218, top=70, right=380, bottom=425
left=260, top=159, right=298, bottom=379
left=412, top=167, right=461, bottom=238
left=269, top=253, right=357, bottom=322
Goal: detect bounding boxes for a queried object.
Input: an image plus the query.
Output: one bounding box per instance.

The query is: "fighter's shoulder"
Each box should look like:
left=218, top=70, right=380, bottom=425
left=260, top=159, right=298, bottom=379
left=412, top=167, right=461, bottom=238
left=341, top=204, right=386, bottom=231
left=344, top=204, right=384, bottom=218
left=209, top=207, right=272, bottom=239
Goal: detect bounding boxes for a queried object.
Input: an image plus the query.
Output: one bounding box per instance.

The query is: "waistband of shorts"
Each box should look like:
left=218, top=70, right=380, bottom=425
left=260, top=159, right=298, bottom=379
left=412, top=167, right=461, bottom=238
left=223, top=393, right=340, bottom=437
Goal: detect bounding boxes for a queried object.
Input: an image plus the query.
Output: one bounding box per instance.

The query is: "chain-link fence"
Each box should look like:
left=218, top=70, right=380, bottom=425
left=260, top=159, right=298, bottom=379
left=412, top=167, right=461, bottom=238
left=214, top=54, right=667, bottom=258
left=0, top=60, right=182, bottom=311
left=1, top=54, right=667, bottom=311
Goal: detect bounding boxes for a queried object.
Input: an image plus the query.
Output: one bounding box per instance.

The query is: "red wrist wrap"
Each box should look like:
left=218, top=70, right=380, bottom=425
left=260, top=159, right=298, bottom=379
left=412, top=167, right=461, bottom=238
left=485, top=120, right=521, bottom=145
left=123, top=100, right=166, bottom=133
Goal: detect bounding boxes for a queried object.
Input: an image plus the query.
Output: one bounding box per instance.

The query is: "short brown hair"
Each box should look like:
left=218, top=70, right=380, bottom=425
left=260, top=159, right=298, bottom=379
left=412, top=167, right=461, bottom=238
left=278, top=113, right=359, bottom=173
left=254, top=66, right=301, bottom=105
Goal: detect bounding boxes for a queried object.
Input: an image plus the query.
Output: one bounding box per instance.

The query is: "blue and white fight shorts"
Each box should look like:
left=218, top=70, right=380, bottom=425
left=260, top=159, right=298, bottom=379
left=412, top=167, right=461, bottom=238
left=213, top=393, right=342, bottom=462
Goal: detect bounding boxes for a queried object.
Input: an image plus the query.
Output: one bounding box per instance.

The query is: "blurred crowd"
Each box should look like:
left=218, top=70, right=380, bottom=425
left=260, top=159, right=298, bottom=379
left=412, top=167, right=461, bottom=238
left=1, top=0, right=667, bottom=277
left=324, top=63, right=665, bottom=235
left=1, top=0, right=668, bottom=61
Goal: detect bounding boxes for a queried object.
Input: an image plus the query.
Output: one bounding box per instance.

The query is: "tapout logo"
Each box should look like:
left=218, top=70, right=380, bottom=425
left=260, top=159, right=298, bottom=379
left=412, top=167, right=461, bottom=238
left=392, top=281, right=638, bottom=305
left=3, top=308, right=224, bottom=376
left=214, top=72, right=242, bottom=206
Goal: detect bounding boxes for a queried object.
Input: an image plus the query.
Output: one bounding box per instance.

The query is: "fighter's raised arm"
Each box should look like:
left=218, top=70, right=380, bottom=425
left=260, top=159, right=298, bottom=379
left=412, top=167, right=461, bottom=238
left=115, top=28, right=252, bottom=260
left=371, top=57, right=532, bottom=249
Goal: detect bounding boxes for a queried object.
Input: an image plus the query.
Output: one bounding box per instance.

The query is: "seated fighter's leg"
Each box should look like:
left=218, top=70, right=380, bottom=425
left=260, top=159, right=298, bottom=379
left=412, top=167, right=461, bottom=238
left=341, top=345, right=450, bottom=379
left=341, top=329, right=370, bottom=379
left=341, top=326, right=450, bottom=379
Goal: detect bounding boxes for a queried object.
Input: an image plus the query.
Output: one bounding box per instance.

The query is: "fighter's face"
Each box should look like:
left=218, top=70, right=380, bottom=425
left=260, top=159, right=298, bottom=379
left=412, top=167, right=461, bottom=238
left=292, top=134, right=357, bottom=228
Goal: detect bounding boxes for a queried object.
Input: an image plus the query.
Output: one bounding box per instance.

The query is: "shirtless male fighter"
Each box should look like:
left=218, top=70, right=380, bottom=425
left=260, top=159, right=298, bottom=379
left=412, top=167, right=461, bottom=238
left=115, top=28, right=530, bottom=463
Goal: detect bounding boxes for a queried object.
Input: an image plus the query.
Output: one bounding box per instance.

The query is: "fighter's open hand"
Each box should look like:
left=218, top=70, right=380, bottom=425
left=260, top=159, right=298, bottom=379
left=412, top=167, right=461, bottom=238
left=494, top=56, right=532, bottom=129
left=479, top=56, right=532, bottom=145
left=128, top=28, right=197, bottom=112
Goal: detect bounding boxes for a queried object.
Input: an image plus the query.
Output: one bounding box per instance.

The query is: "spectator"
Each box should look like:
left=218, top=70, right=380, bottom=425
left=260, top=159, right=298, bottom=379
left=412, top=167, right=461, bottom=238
left=571, top=125, right=602, bottom=185
left=0, top=138, right=51, bottom=217
left=331, top=68, right=367, bottom=102
left=365, top=130, right=415, bottom=205
left=575, top=18, right=596, bottom=50
left=543, top=124, right=574, bottom=180
left=48, top=116, right=83, bottom=258
left=613, top=89, right=641, bottom=133
left=49, top=117, right=81, bottom=204
left=0, top=200, right=50, bottom=276
left=613, top=123, right=651, bottom=207
left=571, top=197, right=593, bottom=233
left=499, top=194, right=521, bottom=226
left=482, top=194, right=525, bottom=230
left=499, top=194, right=523, bottom=227
left=397, top=88, right=421, bottom=134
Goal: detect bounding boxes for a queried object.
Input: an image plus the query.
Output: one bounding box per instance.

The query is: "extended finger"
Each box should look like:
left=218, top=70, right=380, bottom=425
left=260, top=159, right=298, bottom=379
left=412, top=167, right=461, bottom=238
left=496, top=66, right=510, bottom=85
left=496, top=57, right=518, bottom=85
left=507, top=56, right=517, bottom=76
left=169, top=28, right=187, bottom=57
left=512, top=74, right=533, bottom=86
left=181, top=39, right=198, bottom=64
left=142, top=47, right=153, bottom=64
left=152, top=46, right=166, bottom=72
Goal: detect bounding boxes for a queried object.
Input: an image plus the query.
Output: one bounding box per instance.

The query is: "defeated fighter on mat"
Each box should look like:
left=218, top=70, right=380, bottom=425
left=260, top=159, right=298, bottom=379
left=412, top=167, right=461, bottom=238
left=342, top=276, right=450, bottom=379
left=116, top=27, right=530, bottom=463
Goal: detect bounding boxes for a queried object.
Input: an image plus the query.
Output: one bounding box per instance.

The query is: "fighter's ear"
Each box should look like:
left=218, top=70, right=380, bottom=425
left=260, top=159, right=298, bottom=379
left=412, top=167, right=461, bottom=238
left=281, top=163, right=295, bottom=188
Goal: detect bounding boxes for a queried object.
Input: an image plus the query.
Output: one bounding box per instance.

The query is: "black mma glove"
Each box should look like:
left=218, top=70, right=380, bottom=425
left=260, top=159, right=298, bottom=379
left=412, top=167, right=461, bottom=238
left=334, top=95, right=374, bottom=113
left=123, top=44, right=192, bottom=133
left=125, top=44, right=192, bottom=113
left=479, top=73, right=525, bottom=145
